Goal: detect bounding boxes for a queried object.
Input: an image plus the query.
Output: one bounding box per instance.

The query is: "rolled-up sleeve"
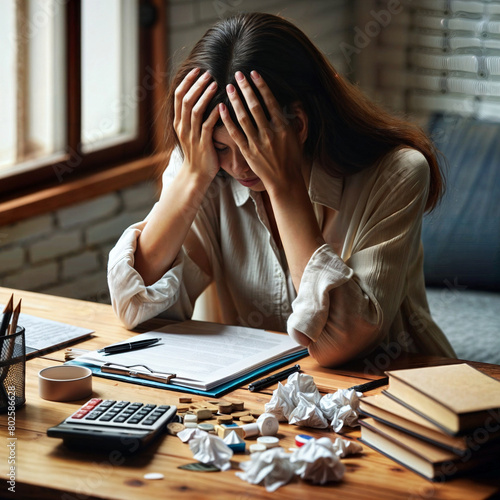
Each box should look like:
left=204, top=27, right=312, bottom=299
left=107, top=150, right=213, bottom=329
left=288, top=151, right=430, bottom=366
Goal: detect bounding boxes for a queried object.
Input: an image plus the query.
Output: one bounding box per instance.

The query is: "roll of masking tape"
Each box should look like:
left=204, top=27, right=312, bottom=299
left=38, top=365, right=92, bottom=402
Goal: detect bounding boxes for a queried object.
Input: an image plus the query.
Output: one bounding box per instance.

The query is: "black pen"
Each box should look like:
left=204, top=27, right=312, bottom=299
left=98, top=338, right=161, bottom=354
left=348, top=377, right=389, bottom=392
left=248, top=364, right=301, bottom=392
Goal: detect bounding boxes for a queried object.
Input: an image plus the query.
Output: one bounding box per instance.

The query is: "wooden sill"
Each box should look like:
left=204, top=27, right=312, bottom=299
left=0, top=152, right=169, bottom=226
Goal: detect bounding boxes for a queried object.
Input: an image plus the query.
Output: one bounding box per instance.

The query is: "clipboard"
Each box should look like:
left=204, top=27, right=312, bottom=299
left=101, top=362, right=177, bottom=383
left=69, top=349, right=308, bottom=397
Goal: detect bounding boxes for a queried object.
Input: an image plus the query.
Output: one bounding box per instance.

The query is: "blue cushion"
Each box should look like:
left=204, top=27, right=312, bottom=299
left=422, top=114, right=500, bottom=290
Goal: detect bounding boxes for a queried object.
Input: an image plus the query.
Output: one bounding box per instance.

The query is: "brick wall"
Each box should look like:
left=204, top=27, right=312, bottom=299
left=168, top=0, right=353, bottom=75
left=0, top=0, right=354, bottom=305
left=0, top=181, right=157, bottom=302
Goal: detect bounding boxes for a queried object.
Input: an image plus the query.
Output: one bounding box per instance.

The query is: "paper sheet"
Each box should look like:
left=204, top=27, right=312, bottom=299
left=74, top=320, right=304, bottom=390
left=2, top=310, right=94, bottom=356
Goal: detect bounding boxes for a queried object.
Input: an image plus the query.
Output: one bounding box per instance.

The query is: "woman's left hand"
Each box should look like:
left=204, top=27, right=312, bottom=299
left=219, top=70, right=307, bottom=196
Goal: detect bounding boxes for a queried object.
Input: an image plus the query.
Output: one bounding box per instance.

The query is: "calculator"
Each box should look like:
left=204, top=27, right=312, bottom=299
left=47, top=398, right=178, bottom=452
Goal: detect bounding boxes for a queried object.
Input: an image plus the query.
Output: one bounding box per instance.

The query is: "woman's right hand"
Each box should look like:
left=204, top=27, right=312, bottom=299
left=173, top=67, right=220, bottom=181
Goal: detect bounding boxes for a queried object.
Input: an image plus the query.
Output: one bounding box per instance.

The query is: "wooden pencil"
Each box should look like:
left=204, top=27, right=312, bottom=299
left=8, top=299, right=21, bottom=336
left=0, top=294, right=14, bottom=337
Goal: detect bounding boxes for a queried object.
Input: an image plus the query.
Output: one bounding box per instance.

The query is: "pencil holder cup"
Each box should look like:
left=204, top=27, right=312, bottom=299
left=0, top=326, right=26, bottom=413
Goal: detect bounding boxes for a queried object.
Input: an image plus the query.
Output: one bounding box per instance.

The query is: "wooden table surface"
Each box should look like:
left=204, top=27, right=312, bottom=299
left=1, top=287, right=500, bottom=500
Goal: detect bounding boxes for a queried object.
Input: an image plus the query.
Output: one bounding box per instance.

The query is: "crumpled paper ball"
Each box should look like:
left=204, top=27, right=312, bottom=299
left=288, top=393, right=329, bottom=428
left=290, top=438, right=346, bottom=484
left=264, top=382, right=295, bottom=421
left=265, top=373, right=326, bottom=427
left=316, top=436, right=364, bottom=458
left=319, top=388, right=362, bottom=432
left=286, top=372, right=322, bottom=406
left=236, top=447, right=295, bottom=492
left=189, top=433, right=233, bottom=471
left=177, top=427, right=208, bottom=443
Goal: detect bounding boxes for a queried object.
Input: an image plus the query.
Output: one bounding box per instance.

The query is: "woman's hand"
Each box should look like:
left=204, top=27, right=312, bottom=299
left=219, top=70, right=307, bottom=196
left=220, top=70, right=324, bottom=293
left=174, top=68, right=221, bottom=181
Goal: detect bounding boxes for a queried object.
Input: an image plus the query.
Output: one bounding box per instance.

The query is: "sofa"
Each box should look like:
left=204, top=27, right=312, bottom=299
left=422, top=114, right=500, bottom=364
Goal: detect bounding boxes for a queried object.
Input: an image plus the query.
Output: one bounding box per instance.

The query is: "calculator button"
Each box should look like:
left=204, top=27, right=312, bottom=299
left=113, top=416, right=128, bottom=423
left=127, top=417, right=143, bottom=424
left=143, top=419, right=157, bottom=426
left=114, top=401, right=129, bottom=409
left=158, top=405, right=171, bottom=411
left=85, top=413, right=102, bottom=421
left=99, top=400, right=116, bottom=408
left=99, top=415, right=114, bottom=422
left=72, top=411, right=87, bottom=419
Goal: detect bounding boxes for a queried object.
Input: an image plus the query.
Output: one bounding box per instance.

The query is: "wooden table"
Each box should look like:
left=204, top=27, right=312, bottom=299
left=1, top=287, right=500, bottom=499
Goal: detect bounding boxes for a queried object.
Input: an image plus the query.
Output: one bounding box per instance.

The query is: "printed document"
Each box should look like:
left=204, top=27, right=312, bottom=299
left=75, top=321, right=304, bottom=391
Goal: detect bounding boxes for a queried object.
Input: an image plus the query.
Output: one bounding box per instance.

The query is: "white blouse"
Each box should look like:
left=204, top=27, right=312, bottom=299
left=107, top=147, right=456, bottom=367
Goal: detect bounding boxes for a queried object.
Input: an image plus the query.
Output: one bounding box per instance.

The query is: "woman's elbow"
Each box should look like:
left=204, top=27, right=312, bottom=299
left=308, top=323, right=385, bottom=368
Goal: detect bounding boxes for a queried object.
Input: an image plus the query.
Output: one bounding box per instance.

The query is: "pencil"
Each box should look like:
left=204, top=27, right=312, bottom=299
left=0, top=294, right=14, bottom=336
left=8, top=299, right=21, bottom=336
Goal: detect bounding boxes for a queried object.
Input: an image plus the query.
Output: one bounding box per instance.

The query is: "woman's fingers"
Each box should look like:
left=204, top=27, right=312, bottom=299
left=200, top=103, right=221, bottom=142
left=174, top=67, right=200, bottom=130
left=249, top=70, right=286, bottom=129
left=219, top=102, right=248, bottom=152
left=191, top=81, right=218, bottom=139
left=232, top=71, right=269, bottom=133
left=226, top=70, right=288, bottom=148
left=175, top=70, right=214, bottom=139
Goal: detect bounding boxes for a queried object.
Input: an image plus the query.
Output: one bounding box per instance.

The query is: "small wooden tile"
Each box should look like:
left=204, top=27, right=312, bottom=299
left=195, top=408, right=212, bottom=421
left=216, top=415, right=233, bottom=424
left=218, top=402, right=233, bottom=414
left=230, top=400, right=245, bottom=411
left=231, top=410, right=250, bottom=420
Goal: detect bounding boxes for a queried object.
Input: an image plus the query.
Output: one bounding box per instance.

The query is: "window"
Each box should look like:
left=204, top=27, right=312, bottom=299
left=0, top=0, right=162, bottom=198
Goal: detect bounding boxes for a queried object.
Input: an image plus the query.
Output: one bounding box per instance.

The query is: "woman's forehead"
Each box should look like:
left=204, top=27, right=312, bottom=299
left=212, top=125, right=233, bottom=143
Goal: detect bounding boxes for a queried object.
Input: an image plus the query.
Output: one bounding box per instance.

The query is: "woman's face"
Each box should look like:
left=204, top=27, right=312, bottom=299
left=212, top=125, right=265, bottom=191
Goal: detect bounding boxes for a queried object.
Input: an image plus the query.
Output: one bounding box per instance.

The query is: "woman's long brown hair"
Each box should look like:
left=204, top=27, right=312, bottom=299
left=164, top=12, right=444, bottom=211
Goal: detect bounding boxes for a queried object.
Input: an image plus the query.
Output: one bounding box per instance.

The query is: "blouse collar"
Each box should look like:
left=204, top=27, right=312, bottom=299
left=230, top=163, right=343, bottom=211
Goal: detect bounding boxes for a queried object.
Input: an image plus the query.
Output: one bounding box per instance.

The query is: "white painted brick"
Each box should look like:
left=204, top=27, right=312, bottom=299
left=62, top=251, right=101, bottom=279
left=0, top=247, right=25, bottom=274
left=2, top=262, right=58, bottom=290
left=86, top=208, right=149, bottom=246
left=30, top=230, right=82, bottom=263
left=0, top=214, right=54, bottom=246
left=57, top=193, right=121, bottom=229
left=43, top=271, right=109, bottom=302
left=121, top=181, right=158, bottom=211
left=169, top=1, right=197, bottom=29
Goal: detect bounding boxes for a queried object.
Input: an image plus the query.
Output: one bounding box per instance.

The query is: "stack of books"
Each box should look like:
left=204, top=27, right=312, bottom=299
left=359, top=363, right=500, bottom=481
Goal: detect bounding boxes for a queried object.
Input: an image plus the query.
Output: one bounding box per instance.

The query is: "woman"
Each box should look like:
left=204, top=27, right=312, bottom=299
left=108, top=12, right=456, bottom=367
